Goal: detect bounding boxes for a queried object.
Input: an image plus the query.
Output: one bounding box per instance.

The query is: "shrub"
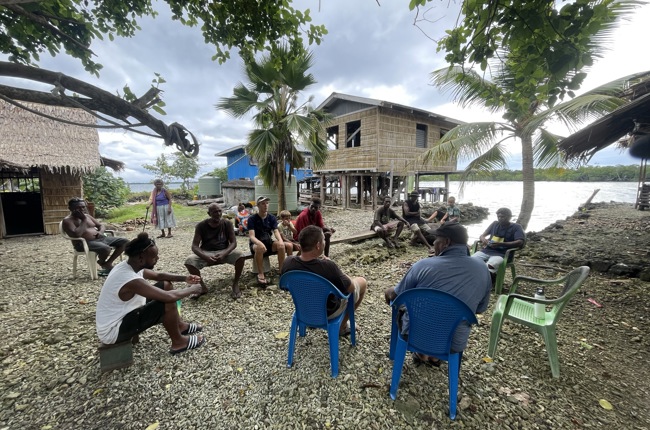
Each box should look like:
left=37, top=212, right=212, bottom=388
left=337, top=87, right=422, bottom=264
left=82, top=167, right=130, bottom=217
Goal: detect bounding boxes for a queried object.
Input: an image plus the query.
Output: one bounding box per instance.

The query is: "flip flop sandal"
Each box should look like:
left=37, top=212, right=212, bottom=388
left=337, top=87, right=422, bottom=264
left=180, top=322, right=203, bottom=335
left=98, top=268, right=112, bottom=277
left=412, top=353, right=442, bottom=368
left=169, top=335, right=206, bottom=355
left=189, top=291, right=208, bottom=300
left=157, top=234, right=166, bottom=238
left=257, top=277, right=269, bottom=288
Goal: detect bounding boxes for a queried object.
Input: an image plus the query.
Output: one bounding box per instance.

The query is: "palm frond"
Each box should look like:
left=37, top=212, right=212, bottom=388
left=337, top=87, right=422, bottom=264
left=430, top=66, right=504, bottom=113
left=533, top=129, right=572, bottom=169
left=455, top=144, right=509, bottom=194
left=422, top=121, right=514, bottom=164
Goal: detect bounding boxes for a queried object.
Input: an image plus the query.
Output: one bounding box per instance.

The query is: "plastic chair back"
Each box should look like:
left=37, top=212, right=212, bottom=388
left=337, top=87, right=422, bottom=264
left=392, top=289, right=477, bottom=358
left=59, top=221, right=98, bottom=280
left=279, top=270, right=356, bottom=378
left=388, top=289, right=478, bottom=419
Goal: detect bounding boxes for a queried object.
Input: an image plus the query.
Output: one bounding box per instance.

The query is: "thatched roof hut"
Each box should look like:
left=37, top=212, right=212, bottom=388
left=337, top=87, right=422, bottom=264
left=0, top=100, right=103, bottom=237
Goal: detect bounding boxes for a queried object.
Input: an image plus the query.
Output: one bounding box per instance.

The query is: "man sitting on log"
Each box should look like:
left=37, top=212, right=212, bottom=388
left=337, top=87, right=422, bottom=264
left=184, top=203, right=245, bottom=299
left=62, top=197, right=128, bottom=276
left=371, top=196, right=409, bottom=248
left=402, top=191, right=435, bottom=255
left=96, top=232, right=206, bottom=355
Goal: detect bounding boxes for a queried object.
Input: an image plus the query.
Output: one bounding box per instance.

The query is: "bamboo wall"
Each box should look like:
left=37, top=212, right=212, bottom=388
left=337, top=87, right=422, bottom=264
left=320, top=106, right=457, bottom=174
left=41, top=170, right=82, bottom=235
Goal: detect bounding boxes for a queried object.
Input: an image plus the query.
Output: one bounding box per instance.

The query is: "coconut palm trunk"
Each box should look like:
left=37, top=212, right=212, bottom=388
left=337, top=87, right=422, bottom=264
left=518, top=133, right=535, bottom=230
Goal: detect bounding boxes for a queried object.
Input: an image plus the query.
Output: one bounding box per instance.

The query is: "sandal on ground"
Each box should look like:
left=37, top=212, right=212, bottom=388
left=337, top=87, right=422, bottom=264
left=412, top=352, right=441, bottom=367
left=98, top=267, right=112, bottom=277
left=166, top=234, right=174, bottom=238
left=157, top=234, right=166, bottom=238
left=257, top=276, right=269, bottom=288
left=169, top=335, right=206, bottom=355
left=230, top=288, right=242, bottom=299
left=180, top=322, right=203, bottom=335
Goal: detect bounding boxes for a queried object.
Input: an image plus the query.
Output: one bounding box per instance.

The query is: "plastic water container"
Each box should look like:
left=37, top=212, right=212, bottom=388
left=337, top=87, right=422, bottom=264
left=534, top=287, right=545, bottom=320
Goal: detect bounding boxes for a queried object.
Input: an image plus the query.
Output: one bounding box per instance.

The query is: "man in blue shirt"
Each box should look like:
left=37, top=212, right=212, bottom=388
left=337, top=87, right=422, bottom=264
left=472, top=207, right=525, bottom=273
left=384, top=222, right=491, bottom=364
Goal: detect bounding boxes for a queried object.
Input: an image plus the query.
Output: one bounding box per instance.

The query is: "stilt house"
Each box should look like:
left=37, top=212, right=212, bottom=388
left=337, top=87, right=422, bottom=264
left=310, top=93, right=463, bottom=209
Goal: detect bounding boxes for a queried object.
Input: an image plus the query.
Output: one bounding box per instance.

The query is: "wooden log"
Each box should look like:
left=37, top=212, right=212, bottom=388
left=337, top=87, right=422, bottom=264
left=330, top=224, right=396, bottom=245
left=579, top=189, right=600, bottom=210
left=186, top=198, right=223, bottom=206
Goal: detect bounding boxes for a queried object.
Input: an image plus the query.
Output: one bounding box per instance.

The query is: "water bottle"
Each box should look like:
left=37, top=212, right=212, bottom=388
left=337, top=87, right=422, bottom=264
left=534, top=287, right=545, bottom=320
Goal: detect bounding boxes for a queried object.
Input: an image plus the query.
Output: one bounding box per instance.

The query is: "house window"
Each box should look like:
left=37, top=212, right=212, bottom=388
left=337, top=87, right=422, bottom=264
left=346, top=120, right=361, bottom=148
left=327, top=126, right=339, bottom=150
left=416, top=124, right=428, bottom=148
left=440, top=128, right=449, bottom=139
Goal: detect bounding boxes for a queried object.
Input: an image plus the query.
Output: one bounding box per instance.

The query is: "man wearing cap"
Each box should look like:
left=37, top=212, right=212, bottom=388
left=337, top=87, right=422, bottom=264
left=294, top=197, right=336, bottom=257
left=248, top=196, right=287, bottom=286
left=402, top=191, right=435, bottom=254
left=184, top=203, right=245, bottom=299
left=472, top=207, right=525, bottom=273
left=384, top=222, right=491, bottom=364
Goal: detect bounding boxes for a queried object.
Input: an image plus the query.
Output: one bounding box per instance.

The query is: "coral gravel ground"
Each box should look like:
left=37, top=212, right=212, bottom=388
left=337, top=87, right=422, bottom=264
left=0, top=203, right=648, bottom=429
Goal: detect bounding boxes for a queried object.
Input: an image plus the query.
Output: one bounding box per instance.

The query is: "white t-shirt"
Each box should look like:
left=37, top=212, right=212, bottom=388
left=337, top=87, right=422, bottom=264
left=96, top=261, right=146, bottom=344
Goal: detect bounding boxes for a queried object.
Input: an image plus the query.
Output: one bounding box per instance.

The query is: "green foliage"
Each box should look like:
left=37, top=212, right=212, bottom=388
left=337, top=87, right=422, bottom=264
left=106, top=202, right=206, bottom=224
left=142, top=152, right=201, bottom=191
left=82, top=167, right=130, bottom=217
left=434, top=0, right=643, bottom=108
left=216, top=44, right=331, bottom=210
left=208, top=167, right=228, bottom=182
left=424, top=1, right=640, bottom=229
left=0, top=0, right=327, bottom=75
left=432, top=165, right=641, bottom=182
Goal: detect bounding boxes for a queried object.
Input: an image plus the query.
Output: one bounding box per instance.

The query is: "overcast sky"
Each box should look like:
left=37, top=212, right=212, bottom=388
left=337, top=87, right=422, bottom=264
left=4, top=0, right=650, bottom=183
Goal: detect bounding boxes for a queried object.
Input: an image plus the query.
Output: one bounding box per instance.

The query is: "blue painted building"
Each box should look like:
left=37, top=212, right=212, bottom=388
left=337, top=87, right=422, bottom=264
left=215, top=144, right=313, bottom=181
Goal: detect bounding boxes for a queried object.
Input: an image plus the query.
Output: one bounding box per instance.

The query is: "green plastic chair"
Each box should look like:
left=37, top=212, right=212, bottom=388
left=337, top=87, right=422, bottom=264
left=471, top=241, right=519, bottom=295
left=487, top=266, right=590, bottom=378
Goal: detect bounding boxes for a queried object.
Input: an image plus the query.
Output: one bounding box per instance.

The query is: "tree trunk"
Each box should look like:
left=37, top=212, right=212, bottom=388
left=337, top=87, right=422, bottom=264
left=518, top=133, right=535, bottom=230
left=277, top=155, right=286, bottom=215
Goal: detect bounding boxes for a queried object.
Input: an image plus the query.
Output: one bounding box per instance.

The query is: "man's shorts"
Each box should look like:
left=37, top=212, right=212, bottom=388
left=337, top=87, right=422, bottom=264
left=409, top=222, right=431, bottom=233
left=114, top=281, right=166, bottom=343
left=75, top=235, right=128, bottom=253
left=328, top=278, right=362, bottom=320
left=184, top=249, right=243, bottom=270
left=249, top=239, right=274, bottom=256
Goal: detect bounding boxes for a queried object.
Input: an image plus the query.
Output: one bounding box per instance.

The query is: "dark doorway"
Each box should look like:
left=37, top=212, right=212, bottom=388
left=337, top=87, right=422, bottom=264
left=1, top=170, right=44, bottom=236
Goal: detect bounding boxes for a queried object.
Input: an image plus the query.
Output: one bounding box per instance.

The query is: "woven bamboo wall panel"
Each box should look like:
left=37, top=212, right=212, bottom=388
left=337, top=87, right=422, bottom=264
left=41, top=171, right=82, bottom=235
left=321, top=106, right=458, bottom=173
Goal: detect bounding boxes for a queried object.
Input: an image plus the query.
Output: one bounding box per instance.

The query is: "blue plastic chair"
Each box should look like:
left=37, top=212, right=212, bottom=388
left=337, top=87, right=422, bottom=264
left=389, top=289, right=478, bottom=420
left=279, top=271, right=356, bottom=378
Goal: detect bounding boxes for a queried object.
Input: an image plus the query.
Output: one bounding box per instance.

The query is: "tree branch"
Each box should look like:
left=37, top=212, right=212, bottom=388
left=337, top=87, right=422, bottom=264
left=0, top=62, right=199, bottom=156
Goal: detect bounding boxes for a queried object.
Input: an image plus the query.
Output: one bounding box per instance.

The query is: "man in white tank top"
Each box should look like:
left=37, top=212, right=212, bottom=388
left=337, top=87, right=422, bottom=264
left=96, top=232, right=207, bottom=354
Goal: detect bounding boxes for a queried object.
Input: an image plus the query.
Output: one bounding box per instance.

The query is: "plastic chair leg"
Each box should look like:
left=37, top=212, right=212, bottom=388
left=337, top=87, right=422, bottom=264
left=389, top=338, right=408, bottom=400
left=388, top=319, right=398, bottom=361
left=327, top=323, right=340, bottom=378
left=542, top=326, right=560, bottom=378
left=72, top=255, right=78, bottom=278
left=88, top=252, right=98, bottom=280
left=346, top=299, right=356, bottom=346
left=287, top=314, right=298, bottom=368
left=447, top=353, right=460, bottom=420
left=487, top=307, right=505, bottom=357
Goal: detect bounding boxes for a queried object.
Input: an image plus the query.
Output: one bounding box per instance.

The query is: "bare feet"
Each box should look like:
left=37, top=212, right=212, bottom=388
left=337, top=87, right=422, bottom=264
left=231, top=286, right=242, bottom=299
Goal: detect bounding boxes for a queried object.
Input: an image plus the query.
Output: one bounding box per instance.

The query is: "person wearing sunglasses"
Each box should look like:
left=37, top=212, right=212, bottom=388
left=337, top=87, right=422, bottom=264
left=96, top=232, right=207, bottom=354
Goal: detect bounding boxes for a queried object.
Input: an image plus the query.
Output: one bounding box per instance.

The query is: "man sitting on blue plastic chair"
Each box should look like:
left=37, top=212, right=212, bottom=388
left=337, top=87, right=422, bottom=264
left=281, top=225, right=367, bottom=336
left=384, top=222, right=492, bottom=365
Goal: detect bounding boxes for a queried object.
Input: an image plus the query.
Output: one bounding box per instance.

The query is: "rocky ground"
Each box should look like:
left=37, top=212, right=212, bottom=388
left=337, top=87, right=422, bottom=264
left=0, top=203, right=648, bottom=429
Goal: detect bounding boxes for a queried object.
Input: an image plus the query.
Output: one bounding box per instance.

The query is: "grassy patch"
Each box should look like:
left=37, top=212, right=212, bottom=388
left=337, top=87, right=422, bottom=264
left=106, top=203, right=207, bottom=224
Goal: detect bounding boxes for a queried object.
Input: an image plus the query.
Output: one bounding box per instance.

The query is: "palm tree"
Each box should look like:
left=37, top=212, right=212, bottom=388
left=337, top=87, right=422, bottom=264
left=216, top=46, right=330, bottom=212
left=424, top=0, right=645, bottom=229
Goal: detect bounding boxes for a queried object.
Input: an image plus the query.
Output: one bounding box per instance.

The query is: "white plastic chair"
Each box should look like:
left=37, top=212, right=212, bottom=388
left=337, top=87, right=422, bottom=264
left=59, top=221, right=119, bottom=280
